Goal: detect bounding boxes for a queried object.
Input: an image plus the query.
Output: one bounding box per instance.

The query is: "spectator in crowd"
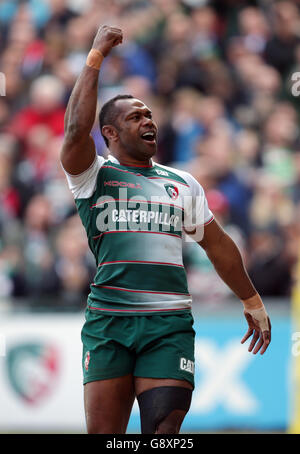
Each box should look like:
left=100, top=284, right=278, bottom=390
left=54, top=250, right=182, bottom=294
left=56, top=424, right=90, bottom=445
left=264, top=1, right=300, bottom=78
left=7, top=75, right=65, bottom=162
left=247, top=226, right=292, bottom=297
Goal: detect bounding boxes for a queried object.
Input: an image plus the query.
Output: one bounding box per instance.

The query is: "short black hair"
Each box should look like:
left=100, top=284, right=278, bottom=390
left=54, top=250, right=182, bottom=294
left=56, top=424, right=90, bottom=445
left=99, top=94, right=134, bottom=148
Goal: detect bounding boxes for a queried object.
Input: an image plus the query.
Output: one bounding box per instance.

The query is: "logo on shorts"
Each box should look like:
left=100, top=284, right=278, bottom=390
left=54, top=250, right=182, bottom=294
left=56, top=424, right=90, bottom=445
left=180, top=357, right=195, bottom=375
left=164, top=184, right=179, bottom=200
left=84, top=351, right=90, bottom=371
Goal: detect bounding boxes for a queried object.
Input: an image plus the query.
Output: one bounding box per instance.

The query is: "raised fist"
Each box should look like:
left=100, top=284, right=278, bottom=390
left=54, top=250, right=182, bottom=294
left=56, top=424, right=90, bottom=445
left=92, top=25, right=123, bottom=57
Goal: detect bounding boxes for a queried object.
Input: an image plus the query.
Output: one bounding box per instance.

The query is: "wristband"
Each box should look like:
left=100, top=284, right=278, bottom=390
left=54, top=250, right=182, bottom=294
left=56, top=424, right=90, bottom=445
left=86, top=49, right=104, bottom=70
left=242, top=293, right=263, bottom=310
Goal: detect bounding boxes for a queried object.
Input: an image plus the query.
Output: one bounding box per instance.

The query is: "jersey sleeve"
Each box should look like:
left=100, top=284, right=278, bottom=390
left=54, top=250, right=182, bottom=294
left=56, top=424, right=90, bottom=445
left=62, top=154, right=105, bottom=199
left=182, top=172, right=214, bottom=232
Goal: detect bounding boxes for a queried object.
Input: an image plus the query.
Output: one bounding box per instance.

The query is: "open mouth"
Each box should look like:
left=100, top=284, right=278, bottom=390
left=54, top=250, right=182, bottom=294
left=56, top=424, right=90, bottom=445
left=141, top=131, right=156, bottom=144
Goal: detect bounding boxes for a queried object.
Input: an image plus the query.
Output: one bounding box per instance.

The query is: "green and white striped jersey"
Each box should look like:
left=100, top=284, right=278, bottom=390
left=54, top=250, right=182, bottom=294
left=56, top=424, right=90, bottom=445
left=64, top=154, right=214, bottom=315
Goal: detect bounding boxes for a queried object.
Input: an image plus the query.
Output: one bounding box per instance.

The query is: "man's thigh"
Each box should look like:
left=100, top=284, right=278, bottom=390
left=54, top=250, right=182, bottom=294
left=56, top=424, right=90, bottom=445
left=134, top=377, right=193, bottom=434
left=81, top=310, right=137, bottom=433
left=133, top=313, right=195, bottom=434
left=84, top=375, right=135, bottom=434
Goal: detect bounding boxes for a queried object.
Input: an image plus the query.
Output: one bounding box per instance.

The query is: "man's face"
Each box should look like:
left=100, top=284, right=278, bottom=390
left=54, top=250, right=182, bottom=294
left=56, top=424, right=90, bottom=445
left=113, top=98, right=158, bottom=160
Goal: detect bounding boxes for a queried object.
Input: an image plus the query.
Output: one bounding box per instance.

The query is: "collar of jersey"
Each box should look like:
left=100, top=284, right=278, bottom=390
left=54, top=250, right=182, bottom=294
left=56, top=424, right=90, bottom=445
left=107, top=154, right=154, bottom=169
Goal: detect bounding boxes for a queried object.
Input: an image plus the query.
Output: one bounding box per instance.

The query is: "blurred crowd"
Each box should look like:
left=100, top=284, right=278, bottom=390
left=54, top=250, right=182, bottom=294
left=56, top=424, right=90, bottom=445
left=0, top=0, right=299, bottom=309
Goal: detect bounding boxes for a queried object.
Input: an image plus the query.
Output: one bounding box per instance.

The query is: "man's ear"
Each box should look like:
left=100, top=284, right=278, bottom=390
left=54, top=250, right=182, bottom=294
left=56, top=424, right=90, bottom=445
left=102, top=125, right=119, bottom=143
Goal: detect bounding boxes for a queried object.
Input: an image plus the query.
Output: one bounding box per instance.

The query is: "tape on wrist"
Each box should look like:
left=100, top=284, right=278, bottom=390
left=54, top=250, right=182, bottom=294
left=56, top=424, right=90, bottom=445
left=86, top=49, right=104, bottom=70
left=244, top=306, right=269, bottom=331
left=242, top=293, right=263, bottom=310
left=242, top=294, right=269, bottom=331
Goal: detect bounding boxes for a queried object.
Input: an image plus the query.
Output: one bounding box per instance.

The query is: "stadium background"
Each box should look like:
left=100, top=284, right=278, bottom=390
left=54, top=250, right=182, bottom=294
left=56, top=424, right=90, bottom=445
left=0, top=0, right=299, bottom=434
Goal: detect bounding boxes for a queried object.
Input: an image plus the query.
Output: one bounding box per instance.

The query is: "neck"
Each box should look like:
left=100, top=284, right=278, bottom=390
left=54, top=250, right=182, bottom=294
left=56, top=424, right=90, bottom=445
left=110, top=151, right=153, bottom=168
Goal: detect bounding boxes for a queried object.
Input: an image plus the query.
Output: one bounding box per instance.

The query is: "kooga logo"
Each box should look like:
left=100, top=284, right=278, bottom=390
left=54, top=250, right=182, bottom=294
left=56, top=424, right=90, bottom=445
left=104, top=180, right=142, bottom=189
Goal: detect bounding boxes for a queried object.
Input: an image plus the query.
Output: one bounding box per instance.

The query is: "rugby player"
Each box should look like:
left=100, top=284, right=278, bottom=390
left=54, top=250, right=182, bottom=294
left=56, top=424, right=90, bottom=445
left=61, top=25, right=271, bottom=434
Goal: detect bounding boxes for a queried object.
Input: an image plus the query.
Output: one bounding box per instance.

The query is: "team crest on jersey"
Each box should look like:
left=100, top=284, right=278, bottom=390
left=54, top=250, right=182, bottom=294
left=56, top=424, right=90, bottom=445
left=164, top=184, right=179, bottom=200
left=84, top=351, right=90, bottom=371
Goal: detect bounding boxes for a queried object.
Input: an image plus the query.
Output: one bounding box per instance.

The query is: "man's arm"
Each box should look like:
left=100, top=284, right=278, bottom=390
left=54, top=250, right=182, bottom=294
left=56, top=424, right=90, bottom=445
left=61, top=25, right=123, bottom=175
left=198, top=219, right=271, bottom=355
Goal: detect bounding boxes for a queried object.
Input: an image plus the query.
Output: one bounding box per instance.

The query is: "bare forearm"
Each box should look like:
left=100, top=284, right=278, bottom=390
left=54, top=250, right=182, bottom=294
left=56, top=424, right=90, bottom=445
left=60, top=26, right=122, bottom=175
left=64, top=66, right=99, bottom=139
left=64, top=26, right=122, bottom=141
left=204, top=232, right=256, bottom=300
left=199, top=220, right=271, bottom=354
